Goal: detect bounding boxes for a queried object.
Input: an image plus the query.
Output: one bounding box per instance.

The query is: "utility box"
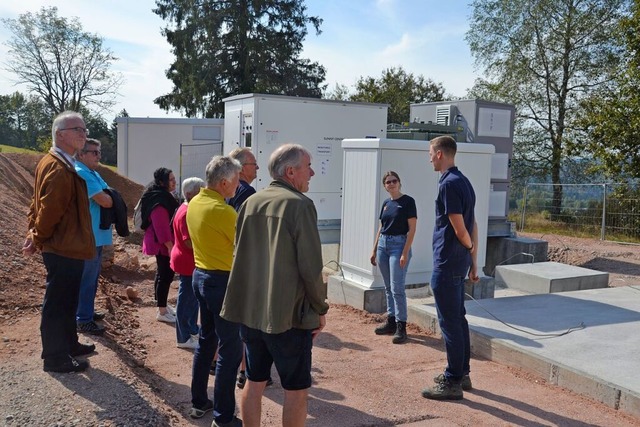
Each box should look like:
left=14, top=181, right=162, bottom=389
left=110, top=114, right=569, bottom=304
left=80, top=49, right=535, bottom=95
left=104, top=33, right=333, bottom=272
left=334, top=138, right=493, bottom=298
left=223, top=94, right=388, bottom=226
left=116, top=117, right=224, bottom=188
left=410, top=100, right=514, bottom=236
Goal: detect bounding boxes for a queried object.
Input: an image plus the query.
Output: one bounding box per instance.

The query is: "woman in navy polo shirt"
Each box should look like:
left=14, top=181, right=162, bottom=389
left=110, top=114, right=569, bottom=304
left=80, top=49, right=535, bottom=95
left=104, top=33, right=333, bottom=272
left=370, top=171, right=417, bottom=344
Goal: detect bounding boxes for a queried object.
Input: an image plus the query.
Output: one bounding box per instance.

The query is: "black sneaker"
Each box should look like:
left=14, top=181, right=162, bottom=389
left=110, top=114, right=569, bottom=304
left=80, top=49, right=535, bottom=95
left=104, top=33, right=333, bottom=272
left=70, top=343, right=96, bottom=357
left=421, top=379, right=463, bottom=400
left=78, top=321, right=105, bottom=336
left=434, top=373, right=472, bottom=391
left=44, top=356, right=89, bottom=373
left=189, top=399, right=213, bottom=419
left=93, top=311, right=106, bottom=321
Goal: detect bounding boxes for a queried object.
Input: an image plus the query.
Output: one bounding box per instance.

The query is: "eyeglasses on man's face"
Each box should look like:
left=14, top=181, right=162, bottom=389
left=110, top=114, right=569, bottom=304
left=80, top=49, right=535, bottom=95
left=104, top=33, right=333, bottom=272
left=60, top=126, right=89, bottom=136
left=83, top=149, right=101, bottom=156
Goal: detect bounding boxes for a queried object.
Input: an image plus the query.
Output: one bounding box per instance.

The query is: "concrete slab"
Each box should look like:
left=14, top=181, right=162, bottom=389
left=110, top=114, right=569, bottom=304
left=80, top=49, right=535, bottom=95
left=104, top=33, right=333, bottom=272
left=484, top=236, right=548, bottom=276
left=495, top=261, right=609, bottom=294
left=408, top=286, right=640, bottom=418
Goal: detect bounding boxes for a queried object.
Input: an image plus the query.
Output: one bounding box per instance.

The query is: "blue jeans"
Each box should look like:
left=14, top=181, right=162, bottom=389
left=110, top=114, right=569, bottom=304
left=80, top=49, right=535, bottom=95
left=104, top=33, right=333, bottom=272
left=191, top=268, right=242, bottom=423
left=76, top=246, right=103, bottom=324
left=176, top=274, right=199, bottom=343
left=431, top=268, right=471, bottom=382
left=376, top=234, right=411, bottom=322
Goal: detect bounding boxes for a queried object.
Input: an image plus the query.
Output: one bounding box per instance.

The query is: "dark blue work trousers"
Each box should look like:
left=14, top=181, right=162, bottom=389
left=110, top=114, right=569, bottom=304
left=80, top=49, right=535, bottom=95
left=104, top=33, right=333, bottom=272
left=191, top=268, right=242, bottom=424
left=430, top=267, right=471, bottom=382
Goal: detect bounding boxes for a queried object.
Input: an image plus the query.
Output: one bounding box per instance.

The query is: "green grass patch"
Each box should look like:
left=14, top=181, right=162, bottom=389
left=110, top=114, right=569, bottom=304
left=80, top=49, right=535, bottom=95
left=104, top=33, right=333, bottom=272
left=0, top=145, right=42, bottom=154
left=511, top=211, right=640, bottom=243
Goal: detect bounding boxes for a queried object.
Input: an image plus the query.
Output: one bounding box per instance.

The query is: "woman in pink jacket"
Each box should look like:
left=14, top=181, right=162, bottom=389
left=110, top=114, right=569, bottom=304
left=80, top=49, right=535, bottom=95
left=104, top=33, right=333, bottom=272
left=140, top=167, right=179, bottom=322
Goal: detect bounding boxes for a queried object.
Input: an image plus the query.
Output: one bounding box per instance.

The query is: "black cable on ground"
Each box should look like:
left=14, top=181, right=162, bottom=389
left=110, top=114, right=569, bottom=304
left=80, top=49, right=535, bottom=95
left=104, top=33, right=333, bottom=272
left=465, top=293, right=586, bottom=338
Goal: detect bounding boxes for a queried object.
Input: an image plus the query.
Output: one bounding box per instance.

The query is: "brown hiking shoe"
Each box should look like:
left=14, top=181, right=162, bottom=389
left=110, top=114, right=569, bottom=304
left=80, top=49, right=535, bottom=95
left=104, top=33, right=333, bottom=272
left=422, top=379, right=463, bottom=400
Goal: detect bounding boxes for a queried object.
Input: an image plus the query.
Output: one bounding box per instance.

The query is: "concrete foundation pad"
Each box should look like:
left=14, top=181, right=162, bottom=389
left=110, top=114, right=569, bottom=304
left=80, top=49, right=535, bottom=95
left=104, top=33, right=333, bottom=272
left=495, top=261, right=609, bottom=294
left=484, top=236, right=548, bottom=276
left=327, top=275, right=386, bottom=313
left=409, top=286, right=640, bottom=419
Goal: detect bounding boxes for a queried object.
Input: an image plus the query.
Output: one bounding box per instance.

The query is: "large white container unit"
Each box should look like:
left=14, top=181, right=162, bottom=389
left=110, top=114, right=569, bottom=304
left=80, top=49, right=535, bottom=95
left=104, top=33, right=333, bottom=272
left=116, top=117, right=224, bottom=187
left=340, top=138, right=494, bottom=289
left=410, top=100, right=514, bottom=227
left=223, top=94, right=388, bottom=222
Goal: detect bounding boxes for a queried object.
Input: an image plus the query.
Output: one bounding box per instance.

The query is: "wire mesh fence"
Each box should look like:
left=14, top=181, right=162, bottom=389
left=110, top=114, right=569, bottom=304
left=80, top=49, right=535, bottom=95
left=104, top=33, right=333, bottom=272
left=518, top=183, right=640, bottom=243
left=178, top=142, right=222, bottom=194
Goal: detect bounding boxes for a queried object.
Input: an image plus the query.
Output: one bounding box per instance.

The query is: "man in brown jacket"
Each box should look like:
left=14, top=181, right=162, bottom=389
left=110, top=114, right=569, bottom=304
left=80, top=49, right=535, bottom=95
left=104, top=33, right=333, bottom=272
left=23, top=110, right=96, bottom=373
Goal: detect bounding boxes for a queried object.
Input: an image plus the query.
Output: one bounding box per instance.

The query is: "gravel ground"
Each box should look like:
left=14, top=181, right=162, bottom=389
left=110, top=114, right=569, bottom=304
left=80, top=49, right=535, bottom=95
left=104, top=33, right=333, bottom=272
left=2, top=152, right=640, bottom=426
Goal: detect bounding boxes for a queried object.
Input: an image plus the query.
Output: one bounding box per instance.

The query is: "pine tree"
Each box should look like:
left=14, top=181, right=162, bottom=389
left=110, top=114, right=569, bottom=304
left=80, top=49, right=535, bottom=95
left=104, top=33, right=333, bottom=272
left=153, top=0, right=327, bottom=117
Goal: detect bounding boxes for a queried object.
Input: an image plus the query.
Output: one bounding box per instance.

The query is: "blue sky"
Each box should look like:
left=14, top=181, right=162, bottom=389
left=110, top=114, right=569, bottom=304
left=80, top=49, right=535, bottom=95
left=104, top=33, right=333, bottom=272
left=0, top=0, right=478, bottom=119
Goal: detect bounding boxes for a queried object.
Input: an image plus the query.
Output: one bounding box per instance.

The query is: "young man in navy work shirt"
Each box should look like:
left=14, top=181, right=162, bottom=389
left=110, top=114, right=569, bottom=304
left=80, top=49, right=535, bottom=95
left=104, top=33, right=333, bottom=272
left=422, top=135, right=479, bottom=400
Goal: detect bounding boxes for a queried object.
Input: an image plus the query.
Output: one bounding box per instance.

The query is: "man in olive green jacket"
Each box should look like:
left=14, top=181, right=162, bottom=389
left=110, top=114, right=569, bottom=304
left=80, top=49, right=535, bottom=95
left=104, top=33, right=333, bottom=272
left=221, top=143, right=329, bottom=427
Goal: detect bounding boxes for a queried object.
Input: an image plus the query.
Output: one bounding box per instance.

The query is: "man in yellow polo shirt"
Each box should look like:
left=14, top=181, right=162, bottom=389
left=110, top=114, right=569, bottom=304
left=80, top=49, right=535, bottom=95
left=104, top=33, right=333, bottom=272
left=186, top=155, right=243, bottom=427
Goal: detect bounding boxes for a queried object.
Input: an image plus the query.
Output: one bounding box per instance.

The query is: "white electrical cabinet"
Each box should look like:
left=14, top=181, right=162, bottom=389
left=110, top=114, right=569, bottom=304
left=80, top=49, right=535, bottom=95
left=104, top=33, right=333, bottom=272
left=223, top=94, right=388, bottom=221
left=340, top=138, right=494, bottom=288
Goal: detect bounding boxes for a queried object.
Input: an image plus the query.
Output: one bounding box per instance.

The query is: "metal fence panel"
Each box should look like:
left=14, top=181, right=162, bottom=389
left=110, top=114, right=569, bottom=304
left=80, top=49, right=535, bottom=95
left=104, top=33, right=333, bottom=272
left=178, top=142, right=222, bottom=195
left=519, top=183, right=640, bottom=243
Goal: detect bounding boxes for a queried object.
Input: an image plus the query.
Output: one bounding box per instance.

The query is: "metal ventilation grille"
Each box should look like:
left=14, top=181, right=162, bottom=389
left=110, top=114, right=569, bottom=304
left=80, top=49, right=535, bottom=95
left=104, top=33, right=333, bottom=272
left=436, top=105, right=451, bottom=126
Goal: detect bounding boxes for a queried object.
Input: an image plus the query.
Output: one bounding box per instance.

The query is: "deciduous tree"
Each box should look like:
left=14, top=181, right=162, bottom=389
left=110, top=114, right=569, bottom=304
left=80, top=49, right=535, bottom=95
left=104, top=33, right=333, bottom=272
left=0, top=92, right=49, bottom=150
left=2, top=7, right=123, bottom=115
left=466, top=0, right=629, bottom=215
left=345, top=67, right=445, bottom=125
left=153, top=0, right=326, bottom=117
left=578, top=2, right=640, bottom=179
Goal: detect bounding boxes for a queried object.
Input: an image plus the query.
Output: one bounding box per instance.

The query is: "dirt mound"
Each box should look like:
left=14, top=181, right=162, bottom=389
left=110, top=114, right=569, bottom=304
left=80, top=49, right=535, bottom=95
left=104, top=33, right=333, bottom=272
left=0, top=153, right=149, bottom=356
left=0, top=154, right=47, bottom=317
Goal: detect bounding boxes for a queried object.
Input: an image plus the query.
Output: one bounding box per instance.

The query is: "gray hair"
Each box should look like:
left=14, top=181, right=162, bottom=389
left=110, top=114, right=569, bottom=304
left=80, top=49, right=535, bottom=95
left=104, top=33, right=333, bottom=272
left=229, top=147, right=254, bottom=165
left=205, top=155, right=242, bottom=187
left=268, top=144, right=309, bottom=180
left=82, top=138, right=101, bottom=150
left=51, top=111, right=84, bottom=146
left=181, top=177, right=205, bottom=201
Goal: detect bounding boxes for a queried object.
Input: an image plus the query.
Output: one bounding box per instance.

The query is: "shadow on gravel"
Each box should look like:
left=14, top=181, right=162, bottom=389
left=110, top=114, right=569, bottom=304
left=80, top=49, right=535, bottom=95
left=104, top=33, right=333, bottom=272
left=580, top=257, right=640, bottom=278
left=466, top=388, right=600, bottom=427
left=54, top=366, right=171, bottom=426
left=313, top=332, right=370, bottom=351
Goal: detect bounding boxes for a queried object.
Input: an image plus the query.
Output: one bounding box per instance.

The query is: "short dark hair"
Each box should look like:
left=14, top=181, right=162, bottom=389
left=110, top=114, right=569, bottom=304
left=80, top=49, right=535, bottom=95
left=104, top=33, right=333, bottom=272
left=430, top=135, right=457, bottom=157
left=153, top=167, right=173, bottom=188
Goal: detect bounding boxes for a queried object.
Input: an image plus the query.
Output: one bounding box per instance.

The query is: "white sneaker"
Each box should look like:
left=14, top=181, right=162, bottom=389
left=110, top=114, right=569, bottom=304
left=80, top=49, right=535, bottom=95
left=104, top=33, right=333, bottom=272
left=156, top=311, right=176, bottom=323
left=166, top=304, right=176, bottom=315
left=177, top=335, right=199, bottom=349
